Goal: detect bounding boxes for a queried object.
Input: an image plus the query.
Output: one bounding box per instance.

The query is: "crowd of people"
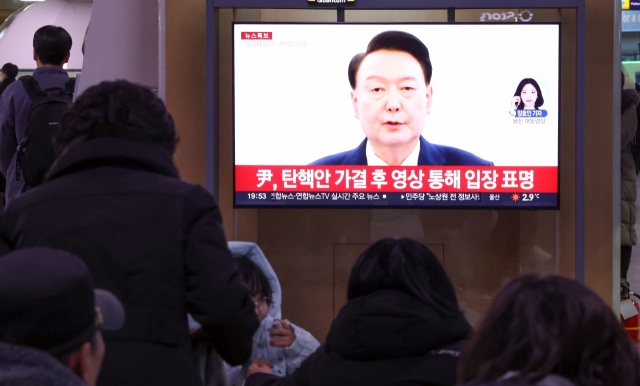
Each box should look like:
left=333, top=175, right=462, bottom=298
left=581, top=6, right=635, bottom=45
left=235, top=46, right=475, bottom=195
left=0, top=24, right=638, bottom=386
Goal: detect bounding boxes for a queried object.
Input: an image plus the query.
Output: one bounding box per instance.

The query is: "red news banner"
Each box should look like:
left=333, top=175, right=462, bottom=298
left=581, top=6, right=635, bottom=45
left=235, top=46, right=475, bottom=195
left=236, top=166, right=558, bottom=193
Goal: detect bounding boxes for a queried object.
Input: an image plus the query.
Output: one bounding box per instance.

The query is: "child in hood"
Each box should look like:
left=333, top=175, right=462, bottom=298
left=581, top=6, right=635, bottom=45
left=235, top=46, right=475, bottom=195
left=226, top=242, right=320, bottom=385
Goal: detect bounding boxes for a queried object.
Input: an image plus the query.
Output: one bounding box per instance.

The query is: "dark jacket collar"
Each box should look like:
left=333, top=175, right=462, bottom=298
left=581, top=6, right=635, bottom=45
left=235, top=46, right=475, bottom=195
left=33, top=66, right=68, bottom=76
left=46, top=137, right=179, bottom=182
left=342, top=138, right=368, bottom=165
left=347, top=136, right=446, bottom=166
left=325, top=289, right=470, bottom=360
left=0, top=342, right=86, bottom=386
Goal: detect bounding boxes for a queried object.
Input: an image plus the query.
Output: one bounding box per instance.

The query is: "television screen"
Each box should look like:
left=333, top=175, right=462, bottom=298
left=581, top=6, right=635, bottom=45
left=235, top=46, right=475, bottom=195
left=233, top=23, right=560, bottom=208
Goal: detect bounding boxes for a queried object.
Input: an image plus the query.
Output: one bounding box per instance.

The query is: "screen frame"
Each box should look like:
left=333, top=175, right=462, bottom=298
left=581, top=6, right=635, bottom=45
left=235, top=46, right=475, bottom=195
left=231, top=21, right=562, bottom=210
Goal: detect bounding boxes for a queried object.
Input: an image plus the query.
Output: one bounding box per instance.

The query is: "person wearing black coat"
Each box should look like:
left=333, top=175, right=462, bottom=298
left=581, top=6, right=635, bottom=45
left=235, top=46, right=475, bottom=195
left=0, top=80, right=259, bottom=386
left=246, top=238, right=471, bottom=386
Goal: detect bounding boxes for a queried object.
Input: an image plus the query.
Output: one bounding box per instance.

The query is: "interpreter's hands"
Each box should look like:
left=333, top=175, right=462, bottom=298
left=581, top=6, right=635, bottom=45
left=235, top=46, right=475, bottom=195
left=269, top=318, right=296, bottom=347
left=247, top=359, right=274, bottom=376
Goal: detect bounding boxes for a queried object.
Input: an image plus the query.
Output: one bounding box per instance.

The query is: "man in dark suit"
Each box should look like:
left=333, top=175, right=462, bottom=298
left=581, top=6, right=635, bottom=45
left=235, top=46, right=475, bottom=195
left=311, top=31, right=492, bottom=167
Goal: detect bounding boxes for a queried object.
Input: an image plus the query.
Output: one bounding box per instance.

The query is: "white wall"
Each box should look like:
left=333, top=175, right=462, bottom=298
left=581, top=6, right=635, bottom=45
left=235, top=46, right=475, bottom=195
left=78, top=0, right=158, bottom=95
left=0, top=0, right=92, bottom=70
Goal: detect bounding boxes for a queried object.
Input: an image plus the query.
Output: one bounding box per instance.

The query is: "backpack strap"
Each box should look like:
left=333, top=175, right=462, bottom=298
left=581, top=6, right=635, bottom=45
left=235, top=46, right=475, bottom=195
left=19, top=76, right=42, bottom=102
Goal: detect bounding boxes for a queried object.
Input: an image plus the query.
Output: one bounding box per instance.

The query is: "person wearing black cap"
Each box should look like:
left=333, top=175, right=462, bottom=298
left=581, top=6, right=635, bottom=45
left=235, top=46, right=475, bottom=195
left=0, top=80, right=259, bottom=386
left=0, top=247, right=125, bottom=386
left=0, top=62, right=18, bottom=96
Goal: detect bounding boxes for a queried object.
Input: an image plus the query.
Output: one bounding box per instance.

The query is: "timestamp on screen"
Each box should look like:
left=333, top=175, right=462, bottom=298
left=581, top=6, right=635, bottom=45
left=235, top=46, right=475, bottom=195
left=247, top=193, right=267, bottom=200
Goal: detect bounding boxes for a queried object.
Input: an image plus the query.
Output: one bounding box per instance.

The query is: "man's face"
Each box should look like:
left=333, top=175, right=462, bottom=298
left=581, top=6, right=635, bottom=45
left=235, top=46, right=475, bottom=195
left=351, top=50, right=432, bottom=150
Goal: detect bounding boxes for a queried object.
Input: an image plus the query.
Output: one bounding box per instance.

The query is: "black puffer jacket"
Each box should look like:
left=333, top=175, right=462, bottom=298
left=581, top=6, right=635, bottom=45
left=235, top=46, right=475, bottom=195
left=247, top=289, right=471, bottom=386
left=0, top=138, right=259, bottom=386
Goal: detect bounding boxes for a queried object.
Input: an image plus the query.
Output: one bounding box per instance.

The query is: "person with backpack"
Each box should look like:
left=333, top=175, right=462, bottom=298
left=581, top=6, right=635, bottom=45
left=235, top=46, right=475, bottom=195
left=0, top=25, right=74, bottom=206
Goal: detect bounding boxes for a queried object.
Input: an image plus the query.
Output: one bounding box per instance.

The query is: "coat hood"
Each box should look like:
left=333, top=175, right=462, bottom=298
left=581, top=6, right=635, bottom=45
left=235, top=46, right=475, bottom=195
left=188, top=241, right=281, bottom=330
left=0, top=342, right=86, bottom=386
left=228, top=241, right=282, bottom=319
left=325, top=289, right=470, bottom=361
left=46, top=137, right=179, bottom=182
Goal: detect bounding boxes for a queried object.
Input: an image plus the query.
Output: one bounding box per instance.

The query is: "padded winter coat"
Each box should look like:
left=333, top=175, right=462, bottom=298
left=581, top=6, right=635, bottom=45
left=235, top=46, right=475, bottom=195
left=0, top=137, right=259, bottom=386
left=621, top=89, right=639, bottom=247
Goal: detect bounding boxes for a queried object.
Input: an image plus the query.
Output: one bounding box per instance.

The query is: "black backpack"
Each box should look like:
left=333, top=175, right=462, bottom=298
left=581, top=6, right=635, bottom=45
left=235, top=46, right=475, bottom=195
left=16, top=76, right=75, bottom=187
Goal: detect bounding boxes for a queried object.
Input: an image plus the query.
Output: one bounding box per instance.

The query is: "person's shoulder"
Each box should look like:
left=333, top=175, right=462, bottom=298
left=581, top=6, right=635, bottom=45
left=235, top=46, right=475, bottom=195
left=310, top=139, right=367, bottom=165
left=430, top=143, right=494, bottom=166
left=310, top=149, right=355, bottom=165
left=1, top=77, right=25, bottom=97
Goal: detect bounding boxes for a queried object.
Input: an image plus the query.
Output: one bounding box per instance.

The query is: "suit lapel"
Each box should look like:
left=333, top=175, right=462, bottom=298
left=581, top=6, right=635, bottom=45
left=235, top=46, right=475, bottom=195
left=343, top=138, right=368, bottom=165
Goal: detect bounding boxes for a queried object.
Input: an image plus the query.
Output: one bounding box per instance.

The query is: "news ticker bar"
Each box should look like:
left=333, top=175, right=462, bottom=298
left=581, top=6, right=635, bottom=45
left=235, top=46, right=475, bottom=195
left=235, top=192, right=558, bottom=207
left=236, top=166, right=558, bottom=193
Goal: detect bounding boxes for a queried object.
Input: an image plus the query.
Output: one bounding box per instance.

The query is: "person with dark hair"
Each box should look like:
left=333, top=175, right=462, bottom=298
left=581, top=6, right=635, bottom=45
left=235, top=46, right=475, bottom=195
left=0, top=80, right=259, bottom=386
left=0, top=247, right=125, bottom=386
left=458, top=274, right=640, bottom=386
left=0, top=25, right=74, bottom=205
left=246, top=238, right=471, bottom=386
left=509, top=78, right=544, bottom=116
left=311, top=31, right=492, bottom=166
left=0, top=62, right=18, bottom=96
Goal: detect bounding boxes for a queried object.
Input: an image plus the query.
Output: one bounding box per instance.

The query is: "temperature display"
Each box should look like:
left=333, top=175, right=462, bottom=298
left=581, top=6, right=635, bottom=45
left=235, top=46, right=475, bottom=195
left=522, top=193, right=540, bottom=202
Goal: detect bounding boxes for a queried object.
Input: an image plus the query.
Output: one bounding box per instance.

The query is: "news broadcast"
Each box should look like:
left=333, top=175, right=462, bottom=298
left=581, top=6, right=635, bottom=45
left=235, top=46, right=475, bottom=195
left=233, top=23, right=560, bottom=208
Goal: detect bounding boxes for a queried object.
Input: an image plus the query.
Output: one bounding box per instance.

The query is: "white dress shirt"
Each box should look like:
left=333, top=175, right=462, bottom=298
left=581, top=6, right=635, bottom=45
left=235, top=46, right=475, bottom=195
left=366, top=139, right=421, bottom=166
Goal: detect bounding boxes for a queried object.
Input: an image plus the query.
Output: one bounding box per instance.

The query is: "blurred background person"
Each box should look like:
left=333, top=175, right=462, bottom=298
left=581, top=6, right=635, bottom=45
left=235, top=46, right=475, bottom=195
left=0, top=26, right=75, bottom=205
left=458, top=274, right=640, bottom=386
left=621, top=71, right=639, bottom=295
left=0, top=62, right=18, bottom=96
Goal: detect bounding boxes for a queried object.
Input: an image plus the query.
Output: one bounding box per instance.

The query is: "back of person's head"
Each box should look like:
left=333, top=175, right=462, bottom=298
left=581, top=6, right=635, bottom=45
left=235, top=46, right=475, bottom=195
left=0, top=247, right=124, bottom=386
left=33, top=25, right=72, bottom=66
left=55, top=80, right=178, bottom=159
left=348, top=30, right=432, bottom=89
left=347, top=237, right=460, bottom=317
left=235, top=255, right=273, bottom=304
left=458, top=274, right=640, bottom=386
left=1, top=62, right=18, bottom=79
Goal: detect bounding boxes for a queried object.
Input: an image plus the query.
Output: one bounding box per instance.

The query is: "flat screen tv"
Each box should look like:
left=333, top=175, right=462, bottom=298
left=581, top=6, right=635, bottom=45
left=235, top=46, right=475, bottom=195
left=233, top=23, right=560, bottom=209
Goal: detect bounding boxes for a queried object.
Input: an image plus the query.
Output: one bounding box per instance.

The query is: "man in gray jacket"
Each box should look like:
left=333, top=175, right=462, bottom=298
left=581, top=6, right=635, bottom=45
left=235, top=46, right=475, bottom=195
left=0, top=25, right=72, bottom=205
